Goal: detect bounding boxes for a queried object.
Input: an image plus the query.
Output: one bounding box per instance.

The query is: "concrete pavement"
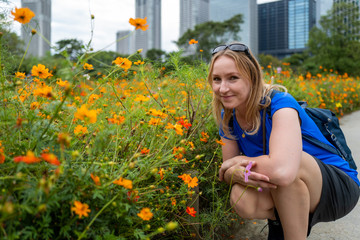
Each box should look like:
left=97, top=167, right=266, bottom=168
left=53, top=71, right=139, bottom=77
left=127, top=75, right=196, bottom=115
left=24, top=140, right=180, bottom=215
left=228, top=110, right=360, bottom=240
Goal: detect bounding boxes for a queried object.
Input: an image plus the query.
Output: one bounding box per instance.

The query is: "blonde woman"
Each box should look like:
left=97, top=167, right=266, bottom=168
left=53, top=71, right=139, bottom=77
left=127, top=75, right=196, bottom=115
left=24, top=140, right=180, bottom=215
left=208, top=43, right=360, bottom=240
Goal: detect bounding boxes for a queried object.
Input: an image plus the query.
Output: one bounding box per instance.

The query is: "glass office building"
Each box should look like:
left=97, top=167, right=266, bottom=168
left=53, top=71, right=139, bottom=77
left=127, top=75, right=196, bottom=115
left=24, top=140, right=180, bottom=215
left=210, top=0, right=258, bottom=56
left=259, top=0, right=316, bottom=58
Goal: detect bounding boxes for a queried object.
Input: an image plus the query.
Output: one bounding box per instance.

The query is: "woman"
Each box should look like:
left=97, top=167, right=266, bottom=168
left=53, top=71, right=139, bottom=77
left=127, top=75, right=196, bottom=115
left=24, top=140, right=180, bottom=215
left=207, top=43, right=360, bottom=240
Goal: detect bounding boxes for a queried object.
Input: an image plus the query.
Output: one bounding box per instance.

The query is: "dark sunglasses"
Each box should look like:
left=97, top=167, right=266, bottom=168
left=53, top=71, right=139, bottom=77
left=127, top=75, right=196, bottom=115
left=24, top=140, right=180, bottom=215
left=212, top=43, right=255, bottom=63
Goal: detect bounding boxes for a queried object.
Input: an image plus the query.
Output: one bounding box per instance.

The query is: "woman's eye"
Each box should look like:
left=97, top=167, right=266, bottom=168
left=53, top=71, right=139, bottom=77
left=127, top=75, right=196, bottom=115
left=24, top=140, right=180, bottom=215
left=230, top=76, right=238, bottom=80
left=213, top=77, right=221, bottom=82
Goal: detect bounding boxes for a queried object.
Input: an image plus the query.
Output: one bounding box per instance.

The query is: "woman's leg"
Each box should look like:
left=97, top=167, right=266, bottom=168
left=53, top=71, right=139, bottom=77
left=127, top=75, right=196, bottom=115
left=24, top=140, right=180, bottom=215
left=270, top=152, right=322, bottom=240
left=230, top=151, right=322, bottom=240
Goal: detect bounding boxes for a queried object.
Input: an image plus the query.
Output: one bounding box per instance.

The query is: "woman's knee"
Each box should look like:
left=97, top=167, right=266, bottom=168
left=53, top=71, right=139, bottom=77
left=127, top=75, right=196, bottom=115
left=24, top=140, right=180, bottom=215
left=230, top=184, right=273, bottom=219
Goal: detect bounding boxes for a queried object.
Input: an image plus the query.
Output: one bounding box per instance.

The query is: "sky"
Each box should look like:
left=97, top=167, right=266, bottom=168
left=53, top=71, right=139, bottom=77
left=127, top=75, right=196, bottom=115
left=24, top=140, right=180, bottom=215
left=1, top=0, right=276, bottom=53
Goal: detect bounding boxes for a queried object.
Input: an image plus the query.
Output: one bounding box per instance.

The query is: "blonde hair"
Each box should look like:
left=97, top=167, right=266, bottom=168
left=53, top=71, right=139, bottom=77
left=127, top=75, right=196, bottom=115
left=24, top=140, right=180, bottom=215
left=207, top=44, right=281, bottom=138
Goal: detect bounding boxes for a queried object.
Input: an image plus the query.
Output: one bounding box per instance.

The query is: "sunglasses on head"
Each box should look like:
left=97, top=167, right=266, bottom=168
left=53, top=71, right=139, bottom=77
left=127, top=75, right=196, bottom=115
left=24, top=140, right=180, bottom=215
left=211, top=43, right=255, bottom=63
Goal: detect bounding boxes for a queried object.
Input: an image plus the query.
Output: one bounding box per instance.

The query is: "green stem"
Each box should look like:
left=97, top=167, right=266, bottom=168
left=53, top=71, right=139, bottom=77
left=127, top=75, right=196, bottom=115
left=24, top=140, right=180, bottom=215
left=17, top=34, right=33, bottom=72
left=78, top=193, right=120, bottom=240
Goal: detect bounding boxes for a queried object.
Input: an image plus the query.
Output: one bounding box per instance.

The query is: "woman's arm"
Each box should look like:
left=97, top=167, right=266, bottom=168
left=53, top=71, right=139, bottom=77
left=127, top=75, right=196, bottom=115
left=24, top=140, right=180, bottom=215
left=219, top=107, right=302, bottom=188
left=219, top=137, right=276, bottom=189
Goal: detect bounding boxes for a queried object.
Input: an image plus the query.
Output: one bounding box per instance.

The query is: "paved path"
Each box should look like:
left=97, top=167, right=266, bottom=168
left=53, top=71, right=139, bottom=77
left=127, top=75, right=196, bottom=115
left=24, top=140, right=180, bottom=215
left=229, top=110, right=360, bottom=240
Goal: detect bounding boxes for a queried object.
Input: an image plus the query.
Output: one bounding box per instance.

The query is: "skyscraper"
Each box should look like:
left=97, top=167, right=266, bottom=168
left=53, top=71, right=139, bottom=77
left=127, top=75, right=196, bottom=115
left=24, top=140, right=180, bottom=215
left=209, top=0, right=258, bottom=56
left=179, top=0, right=209, bottom=37
left=116, top=30, right=135, bottom=55
left=135, top=0, right=162, bottom=56
left=21, top=0, right=51, bottom=57
left=258, top=0, right=316, bottom=58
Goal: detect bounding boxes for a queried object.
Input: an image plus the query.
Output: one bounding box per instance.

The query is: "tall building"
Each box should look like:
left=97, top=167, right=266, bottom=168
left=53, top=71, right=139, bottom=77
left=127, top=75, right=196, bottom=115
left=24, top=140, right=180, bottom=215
left=135, top=0, right=162, bottom=56
left=179, top=0, right=209, bottom=37
left=21, top=0, right=51, bottom=57
left=210, top=0, right=258, bottom=56
left=258, top=0, right=316, bottom=58
left=316, top=0, right=333, bottom=27
left=116, top=30, right=135, bottom=55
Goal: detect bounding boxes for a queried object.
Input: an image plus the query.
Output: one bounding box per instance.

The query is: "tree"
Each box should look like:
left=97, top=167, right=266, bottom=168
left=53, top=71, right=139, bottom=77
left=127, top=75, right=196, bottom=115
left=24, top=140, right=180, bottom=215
left=176, top=14, right=244, bottom=62
left=306, top=2, right=360, bottom=76
left=54, top=38, right=85, bottom=61
left=146, top=48, right=165, bottom=62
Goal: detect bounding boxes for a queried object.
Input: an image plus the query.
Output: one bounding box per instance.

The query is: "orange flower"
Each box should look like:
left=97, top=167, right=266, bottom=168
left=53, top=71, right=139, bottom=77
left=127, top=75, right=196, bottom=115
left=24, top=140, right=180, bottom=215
left=188, top=176, right=198, bottom=188
left=178, top=173, right=191, bottom=184
left=71, top=201, right=91, bottom=219
left=83, top=63, right=94, bottom=70
left=0, top=142, right=5, bottom=164
left=141, top=148, right=150, bottom=154
left=186, top=206, right=196, bottom=217
left=137, top=207, right=153, bottom=221
left=90, top=173, right=101, bottom=186
left=56, top=78, right=70, bottom=87
left=113, top=177, right=133, bottom=189
left=14, top=150, right=41, bottom=164
left=41, top=153, right=61, bottom=166
left=129, top=17, right=149, bottom=31
left=31, top=64, right=53, bottom=79
left=74, top=104, right=97, bottom=123
left=188, top=39, right=198, bottom=45
left=158, top=168, right=165, bottom=180
left=74, top=125, right=88, bottom=136
left=15, top=72, right=26, bottom=79
left=171, top=197, right=176, bottom=206
left=215, top=139, right=225, bottom=146
left=134, top=60, right=145, bottom=65
left=112, top=57, right=132, bottom=70
left=107, top=114, right=125, bottom=125
left=11, top=7, right=35, bottom=24
left=33, top=85, right=53, bottom=98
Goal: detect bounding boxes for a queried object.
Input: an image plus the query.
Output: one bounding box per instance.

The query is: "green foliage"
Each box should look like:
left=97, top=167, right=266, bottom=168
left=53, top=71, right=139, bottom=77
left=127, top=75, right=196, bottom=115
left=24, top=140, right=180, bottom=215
left=176, top=14, right=244, bottom=62
left=306, top=2, right=360, bottom=76
left=54, top=38, right=86, bottom=61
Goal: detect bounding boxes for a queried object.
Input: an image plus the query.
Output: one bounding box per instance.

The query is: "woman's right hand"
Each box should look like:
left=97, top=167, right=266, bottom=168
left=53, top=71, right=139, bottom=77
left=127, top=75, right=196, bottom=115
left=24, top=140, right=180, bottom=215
left=219, top=157, right=277, bottom=189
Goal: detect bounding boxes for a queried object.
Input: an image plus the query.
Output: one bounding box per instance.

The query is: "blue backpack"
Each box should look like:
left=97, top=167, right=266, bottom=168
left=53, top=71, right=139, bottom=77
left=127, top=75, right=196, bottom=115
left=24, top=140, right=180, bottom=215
left=268, top=90, right=357, bottom=170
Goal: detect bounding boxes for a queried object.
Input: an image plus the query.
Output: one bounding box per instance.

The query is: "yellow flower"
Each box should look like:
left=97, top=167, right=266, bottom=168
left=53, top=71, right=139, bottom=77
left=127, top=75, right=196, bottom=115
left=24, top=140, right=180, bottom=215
left=188, top=39, right=198, bottom=45
left=129, top=17, right=149, bottom=31
left=31, top=64, right=53, bottom=79
left=15, top=72, right=26, bottom=79
left=134, top=60, right=145, bottom=65
left=74, top=104, right=97, bottom=123
left=71, top=201, right=91, bottom=219
left=112, top=57, right=132, bottom=70
left=83, top=63, right=94, bottom=70
left=134, top=94, right=150, bottom=102
left=137, top=208, right=153, bottom=221
left=56, top=78, right=70, bottom=87
left=11, top=7, right=35, bottom=24
left=113, top=177, right=133, bottom=189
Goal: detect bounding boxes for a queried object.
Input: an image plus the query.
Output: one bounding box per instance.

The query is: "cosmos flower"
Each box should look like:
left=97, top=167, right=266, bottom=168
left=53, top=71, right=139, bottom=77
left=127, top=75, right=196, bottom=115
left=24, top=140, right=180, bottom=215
left=71, top=201, right=91, bottom=219
left=244, top=161, right=253, bottom=183
left=137, top=208, right=153, bottom=221
left=129, top=17, right=149, bottom=31
left=186, top=206, right=196, bottom=217
left=11, top=7, right=35, bottom=24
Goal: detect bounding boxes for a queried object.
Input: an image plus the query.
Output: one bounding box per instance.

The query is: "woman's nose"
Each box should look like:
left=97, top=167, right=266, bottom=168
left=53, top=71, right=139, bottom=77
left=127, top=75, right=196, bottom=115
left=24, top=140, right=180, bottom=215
left=219, top=81, right=229, bottom=93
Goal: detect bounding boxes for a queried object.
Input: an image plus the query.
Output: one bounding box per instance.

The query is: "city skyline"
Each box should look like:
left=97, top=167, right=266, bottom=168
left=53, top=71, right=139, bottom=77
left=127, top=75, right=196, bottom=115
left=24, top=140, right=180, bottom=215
left=2, top=0, right=275, bottom=54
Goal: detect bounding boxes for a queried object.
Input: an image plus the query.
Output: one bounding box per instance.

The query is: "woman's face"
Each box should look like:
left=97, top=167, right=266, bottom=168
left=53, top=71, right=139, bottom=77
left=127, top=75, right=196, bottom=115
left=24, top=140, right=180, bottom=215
left=211, top=55, right=251, bottom=110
